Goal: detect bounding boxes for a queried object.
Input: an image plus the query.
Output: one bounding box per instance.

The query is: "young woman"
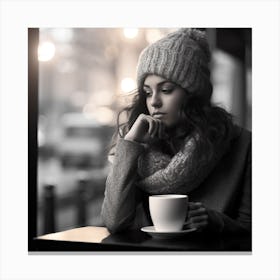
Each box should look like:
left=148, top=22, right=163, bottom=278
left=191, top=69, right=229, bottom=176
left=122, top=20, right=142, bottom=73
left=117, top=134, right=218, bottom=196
left=101, top=28, right=251, bottom=234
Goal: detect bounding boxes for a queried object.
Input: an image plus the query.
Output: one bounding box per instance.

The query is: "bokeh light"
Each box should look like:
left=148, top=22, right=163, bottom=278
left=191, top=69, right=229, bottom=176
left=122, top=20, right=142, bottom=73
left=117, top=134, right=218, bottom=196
left=51, top=29, right=73, bottom=42
left=89, top=90, right=114, bottom=107
left=38, top=41, right=55, bottom=61
left=83, top=103, right=114, bottom=125
left=145, top=29, right=164, bottom=44
left=121, top=77, right=136, bottom=93
left=94, top=107, right=115, bottom=125
left=38, top=129, right=45, bottom=147
left=123, top=28, right=139, bottom=39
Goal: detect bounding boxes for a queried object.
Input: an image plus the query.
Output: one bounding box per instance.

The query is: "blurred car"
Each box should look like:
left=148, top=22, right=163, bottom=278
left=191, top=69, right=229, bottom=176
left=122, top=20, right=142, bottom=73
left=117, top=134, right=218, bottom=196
left=58, top=113, right=113, bottom=170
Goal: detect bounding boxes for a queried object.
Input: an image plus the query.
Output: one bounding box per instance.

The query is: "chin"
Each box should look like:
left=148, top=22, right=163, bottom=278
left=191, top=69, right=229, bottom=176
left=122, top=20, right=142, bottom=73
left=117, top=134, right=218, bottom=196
left=165, top=123, right=177, bottom=130
left=163, top=121, right=171, bottom=128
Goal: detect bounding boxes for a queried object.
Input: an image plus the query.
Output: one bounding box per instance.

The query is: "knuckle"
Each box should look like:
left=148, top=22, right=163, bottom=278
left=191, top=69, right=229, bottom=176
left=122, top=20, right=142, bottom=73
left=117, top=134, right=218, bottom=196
left=139, top=113, right=148, bottom=120
left=200, top=208, right=206, bottom=214
left=202, top=215, right=208, bottom=220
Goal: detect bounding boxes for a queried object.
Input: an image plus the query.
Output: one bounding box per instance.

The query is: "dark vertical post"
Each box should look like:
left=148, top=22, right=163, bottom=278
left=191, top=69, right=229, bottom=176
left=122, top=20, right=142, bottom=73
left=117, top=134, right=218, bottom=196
left=43, top=184, right=56, bottom=234
left=28, top=28, right=39, bottom=250
left=76, top=176, right=88, bottom=227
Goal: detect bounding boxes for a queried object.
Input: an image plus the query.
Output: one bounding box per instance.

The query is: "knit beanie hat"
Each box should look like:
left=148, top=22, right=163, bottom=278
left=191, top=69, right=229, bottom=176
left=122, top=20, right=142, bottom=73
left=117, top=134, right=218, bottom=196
left=136, top=28, right=212, bottom=98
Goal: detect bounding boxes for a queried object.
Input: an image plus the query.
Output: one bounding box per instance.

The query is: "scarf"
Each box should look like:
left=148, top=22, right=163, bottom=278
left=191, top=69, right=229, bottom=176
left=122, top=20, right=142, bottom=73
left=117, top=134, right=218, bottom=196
left=136, top=129, right=235, bottom=195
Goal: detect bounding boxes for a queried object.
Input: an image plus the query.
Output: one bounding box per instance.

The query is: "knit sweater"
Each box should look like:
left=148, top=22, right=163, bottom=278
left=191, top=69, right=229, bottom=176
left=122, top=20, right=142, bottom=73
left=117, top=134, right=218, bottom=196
left=101, top=125, right=251, bottom=234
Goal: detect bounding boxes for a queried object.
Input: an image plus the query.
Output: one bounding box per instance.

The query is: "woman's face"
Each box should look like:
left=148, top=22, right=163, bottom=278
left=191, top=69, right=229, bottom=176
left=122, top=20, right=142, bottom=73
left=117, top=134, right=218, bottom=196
left=143, top=75, right=186, bottom=128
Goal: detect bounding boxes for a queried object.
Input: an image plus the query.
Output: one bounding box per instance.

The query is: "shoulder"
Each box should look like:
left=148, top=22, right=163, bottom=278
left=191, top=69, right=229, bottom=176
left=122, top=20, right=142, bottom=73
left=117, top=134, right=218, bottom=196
left=227, top=125, right=251, bottom=162
left=231, top=125, right=251, bottom=146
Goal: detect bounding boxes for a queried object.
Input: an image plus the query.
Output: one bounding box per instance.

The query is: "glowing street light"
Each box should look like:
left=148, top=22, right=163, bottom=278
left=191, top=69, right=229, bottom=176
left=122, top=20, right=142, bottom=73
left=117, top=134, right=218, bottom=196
left=145, top=29, right=163, bottom=44
left=38, top=41, right=56, bottom=61
left=123, top=28, right=139, bottom=39
left=121, top=77, right=136, bottom=93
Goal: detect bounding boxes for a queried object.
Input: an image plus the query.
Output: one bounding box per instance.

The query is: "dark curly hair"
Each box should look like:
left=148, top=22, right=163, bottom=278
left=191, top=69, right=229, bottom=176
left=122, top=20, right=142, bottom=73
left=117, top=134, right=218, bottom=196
left=109, top=82, right=234, bottom=165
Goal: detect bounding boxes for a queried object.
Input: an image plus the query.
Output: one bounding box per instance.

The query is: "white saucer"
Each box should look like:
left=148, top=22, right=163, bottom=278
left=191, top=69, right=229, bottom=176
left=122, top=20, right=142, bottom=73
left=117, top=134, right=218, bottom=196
left=141, top=225, right=196, bottom=239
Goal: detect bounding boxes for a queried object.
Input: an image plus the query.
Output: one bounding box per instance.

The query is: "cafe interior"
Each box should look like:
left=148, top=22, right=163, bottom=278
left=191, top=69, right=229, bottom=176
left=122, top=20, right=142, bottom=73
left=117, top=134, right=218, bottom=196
left=29, top=28, right=252, bottom=251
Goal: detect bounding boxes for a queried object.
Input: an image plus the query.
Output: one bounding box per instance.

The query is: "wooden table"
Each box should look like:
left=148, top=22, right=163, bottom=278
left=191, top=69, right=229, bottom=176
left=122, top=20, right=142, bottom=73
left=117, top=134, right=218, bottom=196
left=38, top=226, right=110, bottom=243
left=33, top=226, right=251, bottom=252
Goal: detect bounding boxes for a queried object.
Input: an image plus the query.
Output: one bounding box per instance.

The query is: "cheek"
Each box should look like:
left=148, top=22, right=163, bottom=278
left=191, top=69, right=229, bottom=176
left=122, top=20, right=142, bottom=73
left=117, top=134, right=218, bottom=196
left=165, top=95, right=185, bottom=124
left=169, top=99, right=183, bottom=117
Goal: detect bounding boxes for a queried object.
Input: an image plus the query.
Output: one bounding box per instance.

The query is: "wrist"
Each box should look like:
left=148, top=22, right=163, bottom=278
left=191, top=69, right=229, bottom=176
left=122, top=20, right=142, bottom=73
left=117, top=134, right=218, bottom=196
left=124, top=134, right=135, bottom=142
left=124, top=134, right=147, bottom=147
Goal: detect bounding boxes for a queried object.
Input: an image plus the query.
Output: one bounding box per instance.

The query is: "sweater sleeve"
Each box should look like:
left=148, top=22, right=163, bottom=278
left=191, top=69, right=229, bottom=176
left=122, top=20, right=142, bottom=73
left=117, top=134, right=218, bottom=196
left=101, top=138, right=145, bottom=233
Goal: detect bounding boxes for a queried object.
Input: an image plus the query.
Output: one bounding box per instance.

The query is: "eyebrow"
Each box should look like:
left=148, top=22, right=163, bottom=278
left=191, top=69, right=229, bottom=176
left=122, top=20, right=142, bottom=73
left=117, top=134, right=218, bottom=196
left=143, top=81, right=175, bottom=88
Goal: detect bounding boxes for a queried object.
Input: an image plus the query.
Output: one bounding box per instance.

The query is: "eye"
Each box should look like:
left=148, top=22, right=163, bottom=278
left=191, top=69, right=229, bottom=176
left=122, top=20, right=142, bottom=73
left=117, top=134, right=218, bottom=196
left=161, top=87, right=174, bottom=94
left=160, top=82, right=176, bottom=94
left=143, top=89, right=152, bottom=97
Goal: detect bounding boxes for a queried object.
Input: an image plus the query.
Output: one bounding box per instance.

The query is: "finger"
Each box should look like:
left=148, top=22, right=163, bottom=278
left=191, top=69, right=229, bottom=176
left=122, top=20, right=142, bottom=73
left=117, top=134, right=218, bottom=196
left=153, top=119, right=160, bottom=138
left=150, top=119, right=159, bottom=138
left=188, top=202, right=203, bottom=210
left=189, top=215, right=208, bottom=223
left=158, top=120, right=165, bottom=139
left=191, top=220, right=208, bottom=230
left=188, top=208, right=207, bottom=217
left=147, top=117, right=156, bottom=137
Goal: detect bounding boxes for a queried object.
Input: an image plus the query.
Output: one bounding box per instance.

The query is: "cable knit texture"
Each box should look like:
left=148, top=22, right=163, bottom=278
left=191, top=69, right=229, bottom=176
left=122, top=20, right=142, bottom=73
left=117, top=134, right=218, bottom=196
left=136, top=28, right=212, bottom=96
left=137, top=134, right=231, bottom=194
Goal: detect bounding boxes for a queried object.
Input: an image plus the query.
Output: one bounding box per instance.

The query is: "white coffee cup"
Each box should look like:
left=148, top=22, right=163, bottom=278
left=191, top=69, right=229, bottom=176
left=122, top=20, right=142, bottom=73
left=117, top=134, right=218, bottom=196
left=149, top=194, right=188, bottom=232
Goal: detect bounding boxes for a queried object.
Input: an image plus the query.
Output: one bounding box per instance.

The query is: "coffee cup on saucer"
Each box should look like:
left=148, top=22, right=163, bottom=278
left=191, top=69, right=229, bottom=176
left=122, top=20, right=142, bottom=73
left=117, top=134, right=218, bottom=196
left=149, top=194, right=188, bottom=232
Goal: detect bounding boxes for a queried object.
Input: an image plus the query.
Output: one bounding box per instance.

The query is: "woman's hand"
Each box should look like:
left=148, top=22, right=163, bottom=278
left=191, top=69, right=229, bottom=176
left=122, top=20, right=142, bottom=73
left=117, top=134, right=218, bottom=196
left=124, top=113, right=166, bottom=144
left=187, top=202, right=209, bottom=232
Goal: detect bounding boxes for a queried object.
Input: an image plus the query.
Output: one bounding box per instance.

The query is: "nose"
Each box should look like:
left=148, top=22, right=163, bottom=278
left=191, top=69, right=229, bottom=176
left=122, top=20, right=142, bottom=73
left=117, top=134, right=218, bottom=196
left=149, top=92, right=162, bottom=108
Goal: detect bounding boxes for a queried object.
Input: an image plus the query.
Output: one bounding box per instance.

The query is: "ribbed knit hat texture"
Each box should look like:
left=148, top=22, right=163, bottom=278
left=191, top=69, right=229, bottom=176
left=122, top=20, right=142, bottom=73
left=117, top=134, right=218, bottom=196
left=136, top=28, right=212, bottom=97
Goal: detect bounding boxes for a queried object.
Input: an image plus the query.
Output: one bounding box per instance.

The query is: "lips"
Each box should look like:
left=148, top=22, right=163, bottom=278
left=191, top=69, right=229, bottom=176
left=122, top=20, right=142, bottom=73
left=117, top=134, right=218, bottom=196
left=152, top=112, right=167, bottom=119
left=152, top=112, right=166, bottom=116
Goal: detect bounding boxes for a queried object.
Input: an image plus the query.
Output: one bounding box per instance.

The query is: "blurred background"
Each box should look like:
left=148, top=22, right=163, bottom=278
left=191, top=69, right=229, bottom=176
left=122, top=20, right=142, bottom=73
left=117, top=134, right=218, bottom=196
left=37, top=28, right=252, bottom=235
